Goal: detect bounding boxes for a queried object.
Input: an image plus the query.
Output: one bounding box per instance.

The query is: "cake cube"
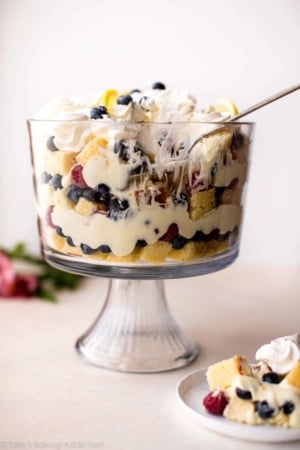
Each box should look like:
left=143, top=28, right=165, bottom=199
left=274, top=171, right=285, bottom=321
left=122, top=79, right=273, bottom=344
left=206, top=355, right=252, bottom=390
left=220, top=185, right=243, bottom=205
left=188, top=188, right=216, bottom=221
left=63, top=242, right=82, bottom=256
left=47, top=229, right=65, bottom=251
left=286, top=362, right=300, bottom=390
left=105, top=248, right=142, bottom=263
left=194, top=241, right=207, bottom=258
left=76, top=136, right=108, bottom=165
left=169, top=241, right=198, bottom=261
left=141, top=241, right=171, bottom=264
left=52, top=188, right=74, bottom=210
left=202, top=130, right=232, bottom=156
left=75, top=197, right=98, bottom=216
left=44, top=150, right=77, bottom=175
left=205, top=240, right=227, bottom=256
left=223, top=396, right=257, bottom=425
left=38, top=184, right=55, bottom=206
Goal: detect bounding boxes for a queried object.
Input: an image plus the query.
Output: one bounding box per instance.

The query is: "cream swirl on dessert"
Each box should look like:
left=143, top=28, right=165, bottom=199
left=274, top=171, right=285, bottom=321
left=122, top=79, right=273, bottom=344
left=256, top=334, right=300, bottom=374
left=53, top=112, right=90, bottom=152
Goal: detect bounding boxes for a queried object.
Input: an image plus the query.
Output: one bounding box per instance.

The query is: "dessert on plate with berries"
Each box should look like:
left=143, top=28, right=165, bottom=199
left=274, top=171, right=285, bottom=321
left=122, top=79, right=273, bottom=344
left=203, top=334, right=300, bottom=428
left=28, top=82, right=253, bottom=267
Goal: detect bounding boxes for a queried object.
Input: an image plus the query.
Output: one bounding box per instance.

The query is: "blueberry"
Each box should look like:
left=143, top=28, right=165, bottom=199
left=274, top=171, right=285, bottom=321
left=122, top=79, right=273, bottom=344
left=46, top=136, right=59, bottom=151
left=66, top=184, right=83, bottom=203
left=152, top=82, right=166, bottom=90
left=118, top=199, right=129, bottom=210
left=130, top=161, right=148, bottom=176
left=136, top=239, right=147, bottom=248
left=49, top=174, right=63, bottom=190
left=82, top=187, right=98, bottom=202
left=205, top=229, right=219, bottom=241
left=172, top=235, right=187, bottom=250
left=56, top=226, right=65, bottom=237
left=90, top=106, right=108, bottom=119
left=80, top=243, right=96, bottom=255
left=231, top=132, right=244, bottom=150
left=192, top=230, right=205, bottom=242
left=215, top=187, right=225, bottom=200
left=281, top=401, right=295, bottom=415
left=114, top=140, right=130, bottom=162
left=95, top=183, right=111, bottom=206
left=98, top=245, right=111, bottom=253
left=130, top=89, right=141, bottom=94
left=217, top=231, right=230, bottom=242
left=41, top=171, right=52, bottom=184
left=66, top=236, right=75, bottom=246
left=255, top=401, right=275, bottom=419
left=108, top=198, right=129, bottom=221
left=96, top=183, right=110, bottom=196
left=236, top=387, right=252, bottom=400
left=262, top=372, right=281, bottom=384
left=116, top=95, right=133, bottom=105
left=172, top=193, right=187, bottom=205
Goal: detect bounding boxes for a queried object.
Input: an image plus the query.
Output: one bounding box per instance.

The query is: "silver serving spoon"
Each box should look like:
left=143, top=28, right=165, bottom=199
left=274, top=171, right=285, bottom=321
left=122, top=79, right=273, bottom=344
left=188, top=83, right=300, bottom=153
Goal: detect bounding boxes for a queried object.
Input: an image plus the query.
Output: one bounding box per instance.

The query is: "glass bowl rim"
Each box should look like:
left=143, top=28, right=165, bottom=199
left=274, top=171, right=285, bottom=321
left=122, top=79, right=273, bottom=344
left=27, top=119, right=255, bottom=126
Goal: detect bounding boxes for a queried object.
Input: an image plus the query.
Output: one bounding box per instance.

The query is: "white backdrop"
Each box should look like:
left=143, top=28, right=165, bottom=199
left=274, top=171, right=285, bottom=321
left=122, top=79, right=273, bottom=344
left=0, top=0, right=299, bottom=264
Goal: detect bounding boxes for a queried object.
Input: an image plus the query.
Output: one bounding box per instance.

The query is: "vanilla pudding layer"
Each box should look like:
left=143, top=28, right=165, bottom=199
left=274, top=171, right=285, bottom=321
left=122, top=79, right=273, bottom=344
left=51, top=203, right=241, bottom=257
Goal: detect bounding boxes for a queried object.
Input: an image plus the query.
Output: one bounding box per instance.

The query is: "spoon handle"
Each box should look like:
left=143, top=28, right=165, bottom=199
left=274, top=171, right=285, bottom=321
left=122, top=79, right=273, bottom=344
left=228, top=84, right=300, bottom=122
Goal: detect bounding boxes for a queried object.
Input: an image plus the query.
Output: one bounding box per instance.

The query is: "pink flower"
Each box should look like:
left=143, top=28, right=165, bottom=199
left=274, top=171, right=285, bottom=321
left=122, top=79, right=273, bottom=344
left=0, top=251, right=38, bottom=299
left=0, top=251, right=15, bottom=296
left=12, top=274, right=38, bottom=298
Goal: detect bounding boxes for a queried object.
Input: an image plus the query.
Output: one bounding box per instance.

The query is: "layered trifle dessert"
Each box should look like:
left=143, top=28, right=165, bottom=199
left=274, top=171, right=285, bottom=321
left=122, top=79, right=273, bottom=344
left=29, top=82, right=252, bottom=266
left=203, top=334, right=300, bottom=427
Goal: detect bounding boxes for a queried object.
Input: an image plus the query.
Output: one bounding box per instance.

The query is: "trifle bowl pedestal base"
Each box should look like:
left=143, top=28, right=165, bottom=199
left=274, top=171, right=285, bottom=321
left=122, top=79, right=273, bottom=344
left=75, top=279, right=198, bottom=373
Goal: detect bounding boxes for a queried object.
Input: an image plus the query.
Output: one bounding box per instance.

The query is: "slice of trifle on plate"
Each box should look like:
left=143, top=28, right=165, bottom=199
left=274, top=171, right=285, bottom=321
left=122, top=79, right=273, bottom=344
left=203, top=334, right=300, bottom=427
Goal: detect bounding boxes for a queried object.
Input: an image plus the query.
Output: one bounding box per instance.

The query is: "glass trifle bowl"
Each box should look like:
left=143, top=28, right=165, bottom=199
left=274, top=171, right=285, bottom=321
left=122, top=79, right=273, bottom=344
left=28, top=114, right=254, bottom=372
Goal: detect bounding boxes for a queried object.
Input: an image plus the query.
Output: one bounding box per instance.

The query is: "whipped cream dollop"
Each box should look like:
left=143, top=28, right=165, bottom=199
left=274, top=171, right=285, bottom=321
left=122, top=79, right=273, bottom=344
left=34, top=87, right=229, bottom=124
left=255, top=334, right=300, bottom=374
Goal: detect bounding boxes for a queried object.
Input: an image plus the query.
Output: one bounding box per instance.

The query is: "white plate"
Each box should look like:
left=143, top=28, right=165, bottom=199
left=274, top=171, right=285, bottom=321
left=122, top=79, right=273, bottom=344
left=176, top=368, right=300, bottom=443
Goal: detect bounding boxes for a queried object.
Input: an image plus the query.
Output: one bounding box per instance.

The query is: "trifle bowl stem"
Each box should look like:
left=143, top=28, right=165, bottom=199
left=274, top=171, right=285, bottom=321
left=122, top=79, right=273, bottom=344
left=76, top=278, right=198, bottom=372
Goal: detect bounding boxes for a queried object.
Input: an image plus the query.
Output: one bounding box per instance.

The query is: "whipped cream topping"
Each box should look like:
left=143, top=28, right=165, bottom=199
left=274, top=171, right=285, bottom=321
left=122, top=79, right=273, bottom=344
left=52, top=113, right=90, bottom=152
left=34, top=86, right=233, bottom=164
left=34, top=87, right=229, bottom=124
left=255, top=334, right=300, bottom=374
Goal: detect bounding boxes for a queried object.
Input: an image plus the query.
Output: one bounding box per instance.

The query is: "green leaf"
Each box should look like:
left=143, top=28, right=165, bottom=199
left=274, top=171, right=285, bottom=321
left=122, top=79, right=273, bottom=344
left=35, top=286, right=58, bottom=303
left=11, top=242, right=26, bottom=257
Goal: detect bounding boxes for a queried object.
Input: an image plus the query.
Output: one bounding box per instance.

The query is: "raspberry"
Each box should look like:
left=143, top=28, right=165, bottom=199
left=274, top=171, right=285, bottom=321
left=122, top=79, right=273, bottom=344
left=71, top=165, right=88, bottom=188
left=203, top=389, right=228, bottom=416
left=160, top=223, right=178, bottom=242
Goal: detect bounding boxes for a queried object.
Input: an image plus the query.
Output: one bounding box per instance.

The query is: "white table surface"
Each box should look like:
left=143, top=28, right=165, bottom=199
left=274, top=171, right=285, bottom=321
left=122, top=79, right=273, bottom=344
left=1, top=264, right=300, bottom=450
